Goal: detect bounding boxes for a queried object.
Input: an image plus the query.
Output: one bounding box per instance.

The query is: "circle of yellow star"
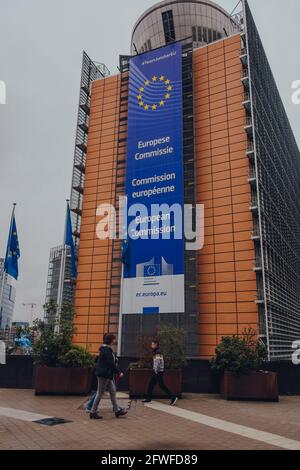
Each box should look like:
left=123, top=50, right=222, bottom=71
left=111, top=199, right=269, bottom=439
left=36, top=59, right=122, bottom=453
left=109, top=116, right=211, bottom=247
left=136, top=77, right=172, bottom=110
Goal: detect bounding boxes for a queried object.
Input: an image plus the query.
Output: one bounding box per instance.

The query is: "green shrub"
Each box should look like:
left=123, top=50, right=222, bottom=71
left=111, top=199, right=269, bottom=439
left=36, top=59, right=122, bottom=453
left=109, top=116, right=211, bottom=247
left=32, top=303, right=75, bottom=367
left=59, top=346, right=95, bottom=368
left=130, top=324, right=187, bottom=370
left=211, top=328, right=268, bottom=376
left=157, top=324, right=187, bottom=370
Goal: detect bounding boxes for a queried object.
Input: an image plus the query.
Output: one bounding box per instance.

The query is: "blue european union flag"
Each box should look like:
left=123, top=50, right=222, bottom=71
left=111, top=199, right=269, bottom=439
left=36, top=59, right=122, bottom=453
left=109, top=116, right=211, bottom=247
left=66, top=204, right=77, bottom=278
left=4, top=213, right=20, bottom=281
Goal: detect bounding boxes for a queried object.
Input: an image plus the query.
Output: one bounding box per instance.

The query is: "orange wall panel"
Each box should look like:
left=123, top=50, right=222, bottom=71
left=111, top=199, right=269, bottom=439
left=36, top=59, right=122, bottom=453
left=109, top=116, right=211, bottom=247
left=73, top=74, right=121, bottom=353
left=194, top=36, right=258, bottom=357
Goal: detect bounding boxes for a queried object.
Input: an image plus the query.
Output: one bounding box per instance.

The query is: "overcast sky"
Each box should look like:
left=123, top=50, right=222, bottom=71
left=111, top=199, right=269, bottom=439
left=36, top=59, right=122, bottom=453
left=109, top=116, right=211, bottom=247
left=0, top=0, right=299, bottom=323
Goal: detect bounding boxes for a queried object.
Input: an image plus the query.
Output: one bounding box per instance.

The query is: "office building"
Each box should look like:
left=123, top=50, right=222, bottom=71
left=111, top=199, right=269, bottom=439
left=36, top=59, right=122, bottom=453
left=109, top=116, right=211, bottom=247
left=70, top=0, right=300, bottom=361
left=44, top=245, right=76, bottom=321
left=0, top=258, right=16, bottom=329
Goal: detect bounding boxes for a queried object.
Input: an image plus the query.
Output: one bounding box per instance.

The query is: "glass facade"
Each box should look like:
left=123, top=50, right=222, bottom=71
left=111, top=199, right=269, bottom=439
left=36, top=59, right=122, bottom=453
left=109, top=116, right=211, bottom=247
left=162, top=10, right=176, bottom=43
left=244, top=0, right=300, bottom=360
left=131, top=0, right=239, bottom=54
left=45, top=245, right=75, bottom=322
left=0, top=259, right=16, bottom=329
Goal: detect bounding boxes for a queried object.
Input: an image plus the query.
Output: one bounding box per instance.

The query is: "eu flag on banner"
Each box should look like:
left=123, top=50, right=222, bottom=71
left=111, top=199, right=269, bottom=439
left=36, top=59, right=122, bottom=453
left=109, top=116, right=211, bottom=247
left=4, top=213, right=20, bottom=281
left=66, top=204, right=77, bottom=278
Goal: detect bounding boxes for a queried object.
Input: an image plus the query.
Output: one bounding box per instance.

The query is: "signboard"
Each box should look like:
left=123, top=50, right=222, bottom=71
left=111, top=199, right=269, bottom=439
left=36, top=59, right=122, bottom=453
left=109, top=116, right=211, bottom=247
left=121, top=42, right=184, bottom=315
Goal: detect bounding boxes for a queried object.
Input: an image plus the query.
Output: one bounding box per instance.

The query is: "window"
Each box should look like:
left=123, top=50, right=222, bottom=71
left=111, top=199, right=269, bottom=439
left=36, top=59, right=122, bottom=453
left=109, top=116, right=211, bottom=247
left=202, top=27, right=207, bottom=43
left=198, top=27, right=202, bottom=42
left=162, top=10, right=176, bottom=44
left=208, top=28, right=212, bottom=43
left=192, top=26, right=197, bottom=42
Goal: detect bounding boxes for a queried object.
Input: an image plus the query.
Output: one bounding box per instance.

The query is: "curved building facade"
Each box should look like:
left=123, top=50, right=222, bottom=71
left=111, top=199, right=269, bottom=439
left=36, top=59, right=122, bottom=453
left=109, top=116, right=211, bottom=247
left=131, top=0, right=238, bottom=54
left=71, top=0, right=300, bottom=362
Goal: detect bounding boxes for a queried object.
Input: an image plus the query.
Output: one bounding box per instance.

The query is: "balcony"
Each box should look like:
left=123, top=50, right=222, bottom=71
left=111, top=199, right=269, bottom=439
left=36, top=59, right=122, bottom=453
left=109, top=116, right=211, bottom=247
left=78, top=122, right=89, bottom=134
left=251, top=229, right=260, bottom=242
left=244, top=116, right=253, bottom=135
left=80, top=101, right=90, bottom=115
left=246, top=141, right=255, bottom=158
left=250, top=197, right=258, bottom=212
left=240, top=47, right=248, bottom=65
left=72, top=185, right=84, bottom=195
left=241, top=68, right=249, bottom=88
left=76, top=142, right=87, bottom=154
left=248, top=168, right=257, bottom=184
left=75, top=162, right=86, bottom=174
left=71, top=207, right=82, bottom=217
left=256, top=289, right=265, bottom=304
left=81, top=84, right=90, bottom=95
left=253, top=257, right=263, bottom=272
left=242, top=92, right=251, bottom=111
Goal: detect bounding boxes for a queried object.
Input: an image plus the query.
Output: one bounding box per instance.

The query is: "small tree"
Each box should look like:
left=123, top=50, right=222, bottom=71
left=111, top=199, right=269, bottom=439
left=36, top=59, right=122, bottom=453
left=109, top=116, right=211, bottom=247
left=130, top=324, right=187, bottom=370
left=211, top=328, right=268, bottom=376
left=32, top=302, right=76, bottom=367
left=157, top=324, right=187, bottom=370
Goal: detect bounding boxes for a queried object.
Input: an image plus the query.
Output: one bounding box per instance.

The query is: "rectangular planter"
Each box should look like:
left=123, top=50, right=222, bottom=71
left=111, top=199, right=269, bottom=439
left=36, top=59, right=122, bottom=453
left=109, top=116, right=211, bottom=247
left=35, top=366, right=93, bottom=395
left=221, top=371, right=279, bottom=402
left=129, top=369, right=182, bottom=398
left=0, top=356, right=34, bottom=389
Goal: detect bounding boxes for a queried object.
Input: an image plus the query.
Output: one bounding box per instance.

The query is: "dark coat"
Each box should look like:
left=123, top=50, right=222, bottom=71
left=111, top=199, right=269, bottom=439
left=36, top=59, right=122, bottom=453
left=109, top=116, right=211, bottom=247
left=95, top=345, right=120, bottom=380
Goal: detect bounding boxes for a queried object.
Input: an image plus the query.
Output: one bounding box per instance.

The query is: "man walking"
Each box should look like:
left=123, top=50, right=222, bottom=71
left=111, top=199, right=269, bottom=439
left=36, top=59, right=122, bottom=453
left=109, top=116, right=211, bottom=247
left=143, top=340, right=178, bottom=406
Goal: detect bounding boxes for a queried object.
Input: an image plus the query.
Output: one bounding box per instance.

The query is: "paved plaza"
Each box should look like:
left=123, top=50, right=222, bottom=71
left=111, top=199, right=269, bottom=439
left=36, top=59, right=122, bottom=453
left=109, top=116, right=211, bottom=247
left=0, top=389, right=300, bottom=450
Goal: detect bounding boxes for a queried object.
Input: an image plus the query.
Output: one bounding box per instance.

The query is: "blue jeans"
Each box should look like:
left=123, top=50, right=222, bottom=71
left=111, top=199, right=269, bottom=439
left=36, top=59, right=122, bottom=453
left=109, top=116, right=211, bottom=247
left=91, top=377, right=120, bottom=414
left=86, top=392, right=96, bottom=411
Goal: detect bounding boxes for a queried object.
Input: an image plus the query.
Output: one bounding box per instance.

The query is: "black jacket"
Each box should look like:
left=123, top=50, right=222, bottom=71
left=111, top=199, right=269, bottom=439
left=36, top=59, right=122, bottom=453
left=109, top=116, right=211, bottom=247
left=95, top=345, right=120, bottom=380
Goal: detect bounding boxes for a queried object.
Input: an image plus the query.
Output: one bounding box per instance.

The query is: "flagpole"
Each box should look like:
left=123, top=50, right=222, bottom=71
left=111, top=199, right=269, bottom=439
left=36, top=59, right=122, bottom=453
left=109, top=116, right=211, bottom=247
left=0, top=204, right=16, bottom=325
left=55, top=200, right=69, bottom=334
left=0, top=270, right=6, bottom=325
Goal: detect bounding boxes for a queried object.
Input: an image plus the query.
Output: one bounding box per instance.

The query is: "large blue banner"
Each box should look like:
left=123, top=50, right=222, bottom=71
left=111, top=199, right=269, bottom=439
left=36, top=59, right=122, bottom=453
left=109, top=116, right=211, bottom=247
left=121, top=43, right=184, bottom=315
